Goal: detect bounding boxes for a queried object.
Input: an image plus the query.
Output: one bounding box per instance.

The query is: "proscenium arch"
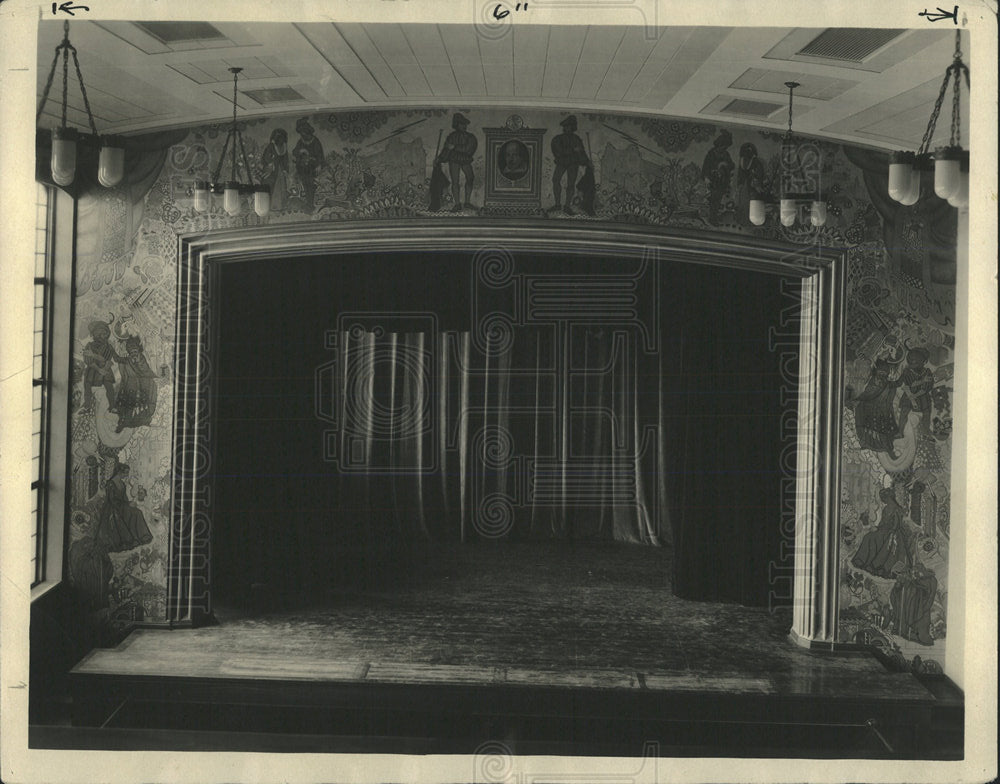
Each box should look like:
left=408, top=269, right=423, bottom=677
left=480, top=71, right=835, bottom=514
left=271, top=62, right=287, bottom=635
left=168, top=219, right=846, bottom=648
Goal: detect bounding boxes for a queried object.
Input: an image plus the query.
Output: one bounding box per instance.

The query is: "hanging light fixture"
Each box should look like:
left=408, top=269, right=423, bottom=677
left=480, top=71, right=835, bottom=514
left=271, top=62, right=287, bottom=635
left=192, top=67, right=270, bottom=218
left=888, top=30, right=969, bottom=209
left=36, top=21, right=125, bottom=188
left=749, top=82, right=826, bottom=228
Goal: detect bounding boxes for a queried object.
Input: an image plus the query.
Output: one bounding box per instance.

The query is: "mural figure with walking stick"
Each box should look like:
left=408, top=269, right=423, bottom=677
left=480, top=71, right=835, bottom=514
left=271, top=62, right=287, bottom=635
left=551, top=115, right=592, bottom=215
left=576, top=131, right=597, bottom=216
left=435, top=113, right=477, bottom=212
left=428, top=128, right=450, bottom=211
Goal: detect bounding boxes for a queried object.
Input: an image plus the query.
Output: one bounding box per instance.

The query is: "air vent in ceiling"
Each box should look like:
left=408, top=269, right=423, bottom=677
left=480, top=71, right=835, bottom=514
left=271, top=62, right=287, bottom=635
left=797, top=28, right=905, bottom=62
left=720, top=98, right=784, bottom=118
left=242, top=86, right=307, bottom=105
left=133, top=21, right=227, bottom=44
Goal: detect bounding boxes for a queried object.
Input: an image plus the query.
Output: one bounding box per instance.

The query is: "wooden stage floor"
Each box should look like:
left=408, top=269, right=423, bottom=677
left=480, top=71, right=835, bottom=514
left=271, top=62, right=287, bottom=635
left=64, top=542, right=960, bottom=757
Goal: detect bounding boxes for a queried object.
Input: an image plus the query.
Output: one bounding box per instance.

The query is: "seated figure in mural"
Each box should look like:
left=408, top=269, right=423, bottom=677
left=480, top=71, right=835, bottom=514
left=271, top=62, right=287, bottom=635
left=850, top=357, right=902, bottom=459
left=890, top=560, right=938, bottom=646
left=96, top=462, right=153, bottom=553
left=851, top=487, right=913, bottom=579
left=113, top=335, right=158, bottom=432
left=896, top=346, right=934, bottom=437
left=83, top=320, right=121, bottom=412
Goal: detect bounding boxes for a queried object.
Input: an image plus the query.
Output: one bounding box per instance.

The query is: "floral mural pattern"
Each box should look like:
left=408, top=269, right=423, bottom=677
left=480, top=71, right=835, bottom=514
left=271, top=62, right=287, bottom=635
left=65, top=108, right=956, bottom=668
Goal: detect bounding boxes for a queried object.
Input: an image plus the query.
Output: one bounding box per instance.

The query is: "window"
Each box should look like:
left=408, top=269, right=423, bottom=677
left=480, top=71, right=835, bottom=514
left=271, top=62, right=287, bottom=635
left=31, top=182, right=72, bottom=598
left=32, top=183, right=54, bottom=587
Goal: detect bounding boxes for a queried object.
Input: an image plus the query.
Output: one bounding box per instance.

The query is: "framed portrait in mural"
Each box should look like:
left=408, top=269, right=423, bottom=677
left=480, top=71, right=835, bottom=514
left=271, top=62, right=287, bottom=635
left=483, top=116, right=546, bottom=214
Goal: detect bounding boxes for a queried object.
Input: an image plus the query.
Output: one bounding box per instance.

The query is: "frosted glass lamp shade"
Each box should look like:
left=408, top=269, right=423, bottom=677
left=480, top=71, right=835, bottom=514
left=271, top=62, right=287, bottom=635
left=933, top=147, right=961, bottom=200
left=253, top=185, right=271, bottom=217
left=98, top=137, right=125, bottom=188
left=780, top=198, right=796, bottom=227
left=193, top=180, right=210, bottom=212
left=50, top=127, right=78, bottom=187
left=947, top=170, right=969, bottom=208
left=810, top=200, right=827, bottom=227
left=888, top=151, right=915, bottom=203
left=899, top=171, right=921, bottom=206
left=223, top=182, right=241, bottom=216
left=749, top=199, right=766, bottom=226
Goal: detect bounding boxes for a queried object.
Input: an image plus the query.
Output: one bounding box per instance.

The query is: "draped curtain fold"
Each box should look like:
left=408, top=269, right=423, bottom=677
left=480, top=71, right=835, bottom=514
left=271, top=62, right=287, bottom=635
left=326, top=326, right=671, bottom=547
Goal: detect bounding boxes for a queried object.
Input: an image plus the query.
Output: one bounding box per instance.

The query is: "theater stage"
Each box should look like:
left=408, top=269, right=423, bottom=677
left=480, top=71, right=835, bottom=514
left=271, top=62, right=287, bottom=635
left=59, top=542, right=962, bottom=757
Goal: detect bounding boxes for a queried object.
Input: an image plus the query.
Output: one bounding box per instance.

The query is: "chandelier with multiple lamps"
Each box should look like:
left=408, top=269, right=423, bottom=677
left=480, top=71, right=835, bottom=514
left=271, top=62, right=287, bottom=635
left=36, top=21, right=125, bottom=189
left=888, top=29, right=969, bottom=209
left=748, top=81, right=827, bottom=228
left=191, top=67, right=271, bottom=218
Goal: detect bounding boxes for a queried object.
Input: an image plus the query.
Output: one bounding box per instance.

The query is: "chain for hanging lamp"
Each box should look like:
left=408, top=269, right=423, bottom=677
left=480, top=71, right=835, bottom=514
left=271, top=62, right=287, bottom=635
left=888, top=30, right=969, bottom=208
left=192, top=67, right=270, bottom=218
left=36, top=21, right=125, bottom=188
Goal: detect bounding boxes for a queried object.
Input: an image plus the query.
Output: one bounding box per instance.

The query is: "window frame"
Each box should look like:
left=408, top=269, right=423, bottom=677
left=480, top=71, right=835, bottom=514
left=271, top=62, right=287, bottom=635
left=30, top=183, right=75, bottom=601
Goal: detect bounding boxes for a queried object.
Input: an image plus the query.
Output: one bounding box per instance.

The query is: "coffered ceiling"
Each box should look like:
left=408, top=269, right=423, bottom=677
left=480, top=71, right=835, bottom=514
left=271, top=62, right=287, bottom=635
left=35, top=20, right=967, bottom=150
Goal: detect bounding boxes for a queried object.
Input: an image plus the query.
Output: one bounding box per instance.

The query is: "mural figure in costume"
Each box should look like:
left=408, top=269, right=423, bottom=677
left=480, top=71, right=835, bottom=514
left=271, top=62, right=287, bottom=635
left=851, top=487, right=913, bottom=579
left=702, top=130, right=734, bottom=225
left=293, top=118, right=324, bottom=212
left=850, top=357, right=903, bottom=459
left=69, top=523, right=114, bottom=610
left=551, top=115, right=592, bottom=216
left=113, top=335, right=158, bottom=432
left=260, top=128, right=290, bottom=211
left=82, top=319, right=121, bottom=411
left=435, top=113, right=478, bottom=212
left=736, top=142, right=766, bottom=226
left=897, top=346, right=934, bottom=437
left=890, top=560, right=938, bottom=645
left=96, top=462, right=154, bottom=553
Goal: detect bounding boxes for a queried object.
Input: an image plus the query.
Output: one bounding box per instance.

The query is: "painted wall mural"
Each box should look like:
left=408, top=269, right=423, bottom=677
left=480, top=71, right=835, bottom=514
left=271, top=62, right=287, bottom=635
left=64, top=107, right=957, bottom=670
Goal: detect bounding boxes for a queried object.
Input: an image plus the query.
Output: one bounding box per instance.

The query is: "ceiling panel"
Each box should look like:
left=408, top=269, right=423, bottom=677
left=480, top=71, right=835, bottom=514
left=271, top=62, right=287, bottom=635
left=403, top=26, right=450, bottom=66
left=484, top=60, right=515, bottom=97
left=614, top=27, right=663, bottom=64
left=389, top=62, right=432, bottom=96
left=764, top=28, right=947, bottom=73
left=334, top=65, right=389, bottom=101
left=35, top=20, right=967, bottom=150
left=294, top=24, right=385, bottom=102
left=512, top=26, right=549, bottom=64
left=622, top=28, right=692, bottom=103
left=643, top=27, right=730, bottom=107
left=421, top=65, right=460, bottom=96
left=541, top=61, right=577, bottom=100
left=438, top=25, right=481, bottom=62
left=514, top=60, right=544, bottom=98
left=730, top=68, right=858, bottom=100
left=363, top=24, right=418, bottom=65
left=596, top=61, right=645, bottom=102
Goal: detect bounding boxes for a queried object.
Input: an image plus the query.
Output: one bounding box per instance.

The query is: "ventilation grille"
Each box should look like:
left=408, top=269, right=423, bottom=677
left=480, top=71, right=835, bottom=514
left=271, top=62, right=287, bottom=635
left=720, top=98, right=784, bottom=118
left=133, top=22, right=227, bottom=44
left=242, top=87, right=307, bottom=105
left=797, top=28, right=905, bottom=62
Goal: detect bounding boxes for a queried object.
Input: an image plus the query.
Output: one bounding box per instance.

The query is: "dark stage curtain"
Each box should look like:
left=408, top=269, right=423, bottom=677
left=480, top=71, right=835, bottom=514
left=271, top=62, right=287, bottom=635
left=212, top=254, right=793, bottom=608
left=663, top=265, right=797, bottom=606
